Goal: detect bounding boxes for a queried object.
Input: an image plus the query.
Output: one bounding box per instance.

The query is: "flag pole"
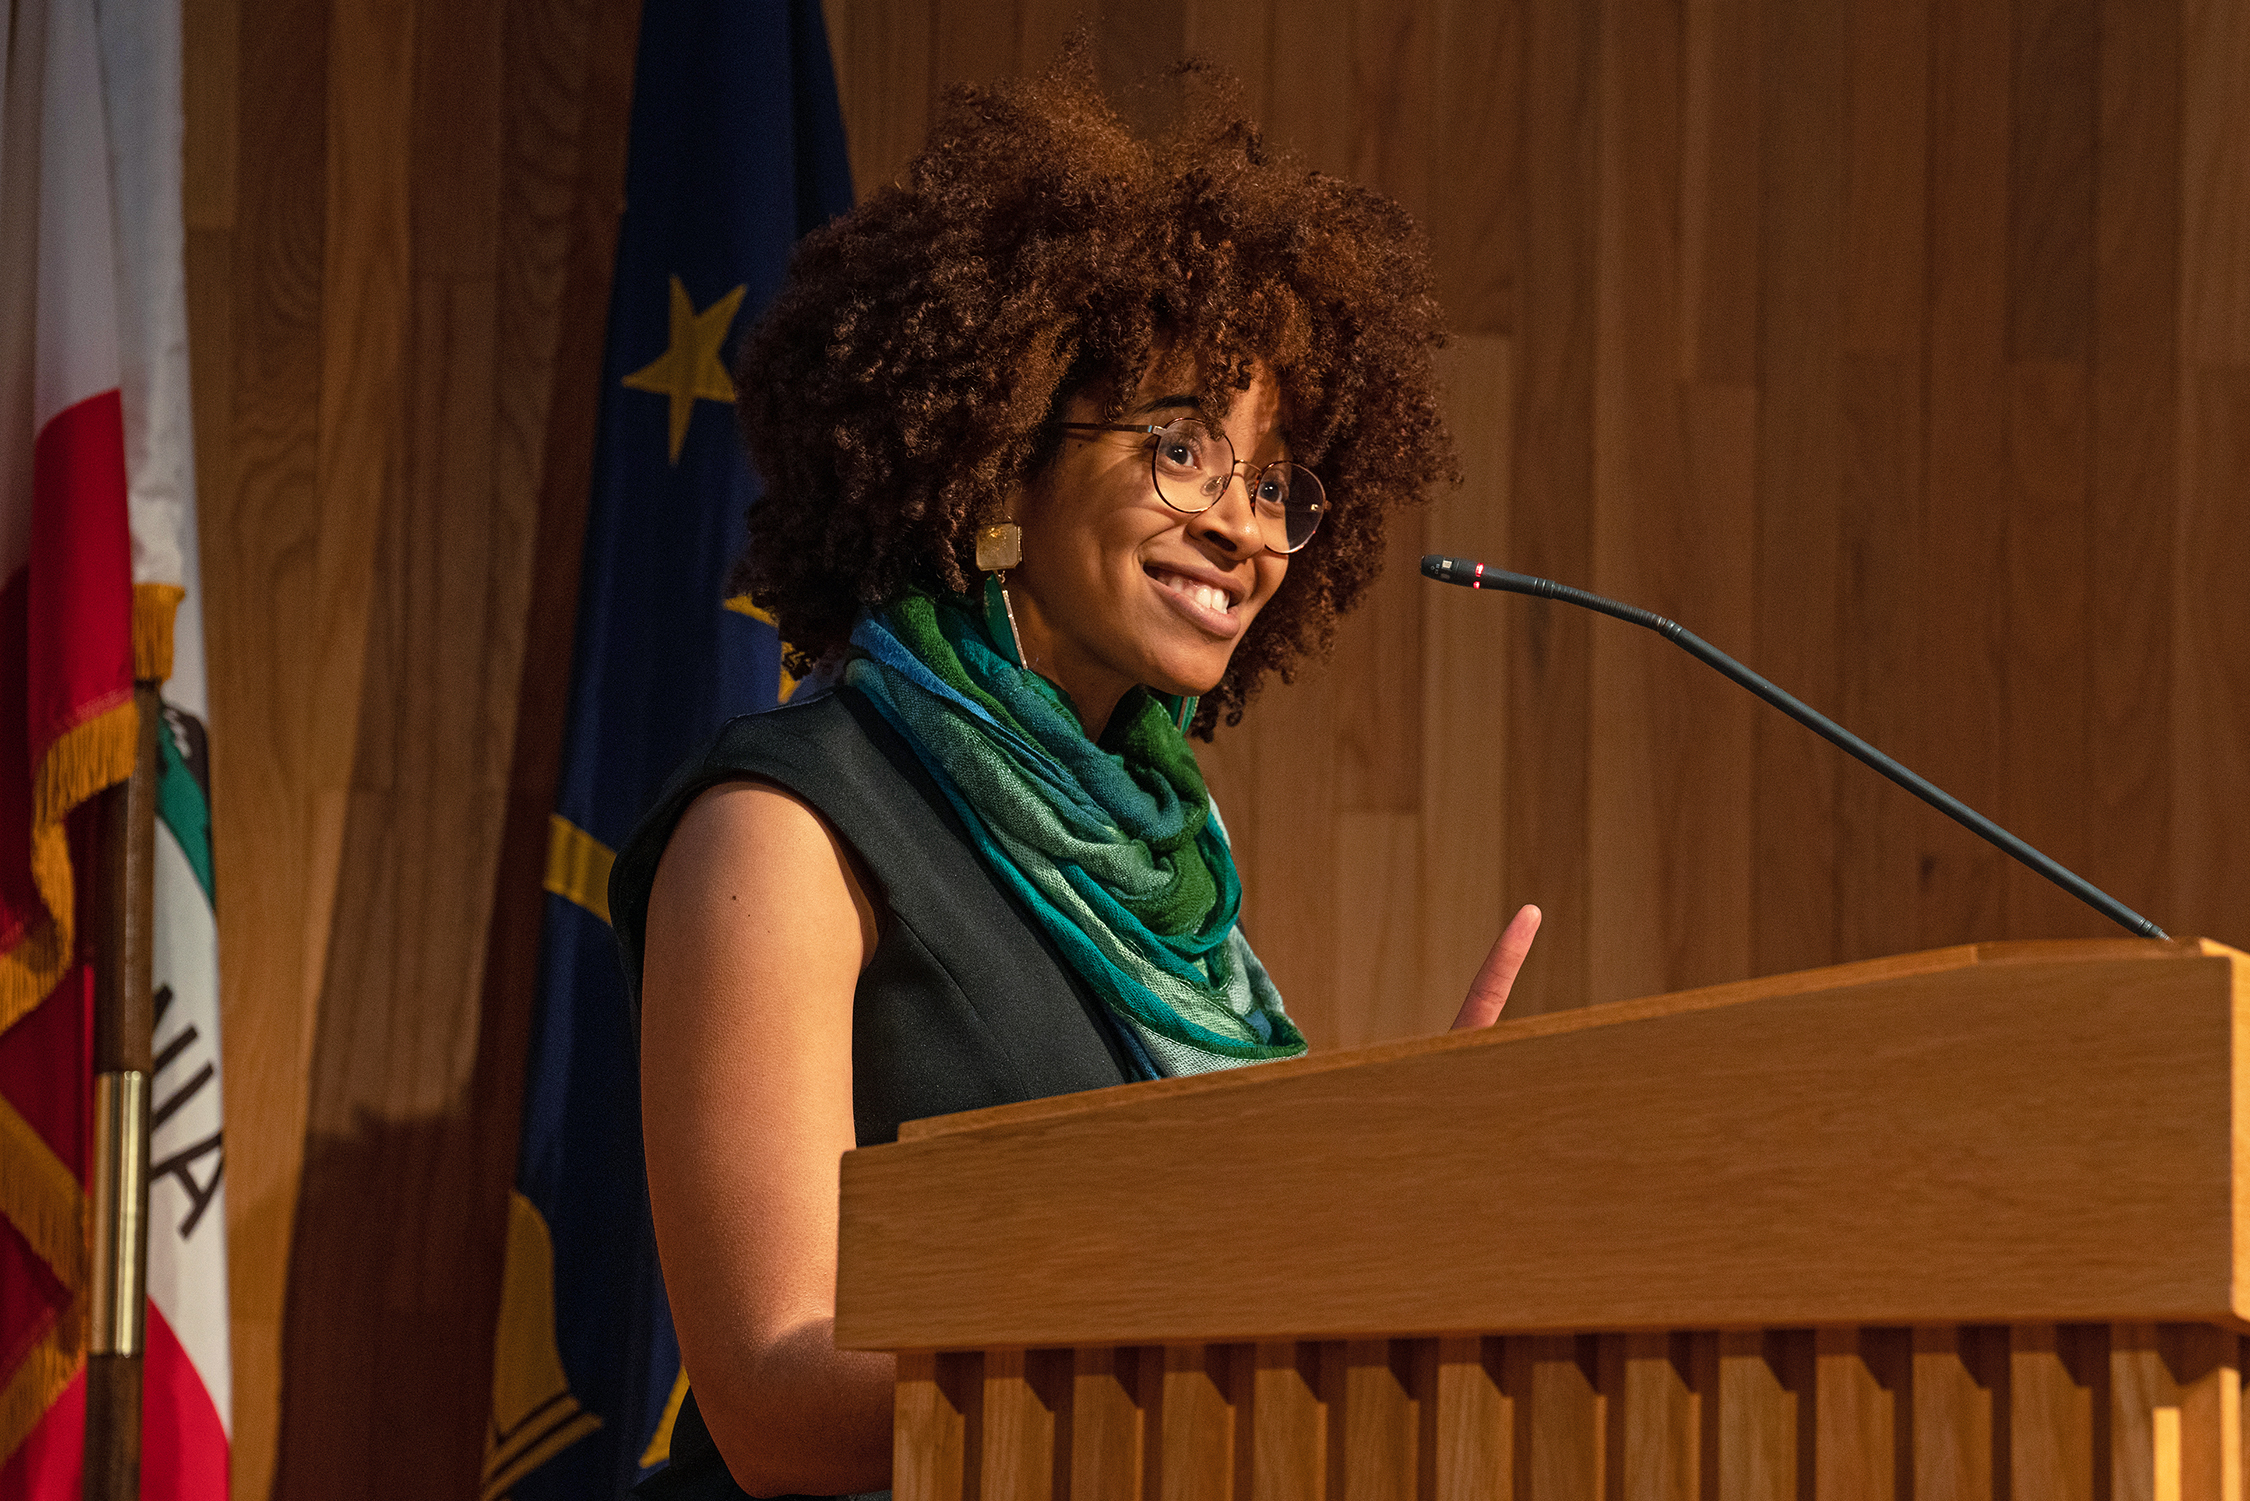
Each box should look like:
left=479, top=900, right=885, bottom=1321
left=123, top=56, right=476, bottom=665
left=85, top=680, right=162, bottom=1501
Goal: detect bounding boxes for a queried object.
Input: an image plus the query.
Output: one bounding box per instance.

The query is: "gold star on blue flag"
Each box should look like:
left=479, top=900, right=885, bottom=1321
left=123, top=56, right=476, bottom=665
left=621, top=276, right=747, bottom=463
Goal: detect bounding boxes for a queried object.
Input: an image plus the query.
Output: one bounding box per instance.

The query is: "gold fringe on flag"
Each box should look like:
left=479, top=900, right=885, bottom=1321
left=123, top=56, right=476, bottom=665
left=132, top=582, right=186, bottom=683
left=0, top=1093, right=86, bottom=1292
left=0, top=696, right=140, bottom=1036
left=0, top=1321, right=83, bottom=1469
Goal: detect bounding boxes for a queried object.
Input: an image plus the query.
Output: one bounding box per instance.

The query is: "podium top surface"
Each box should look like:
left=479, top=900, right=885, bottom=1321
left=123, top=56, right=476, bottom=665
left=838, top=939, right=2249, bottom=1351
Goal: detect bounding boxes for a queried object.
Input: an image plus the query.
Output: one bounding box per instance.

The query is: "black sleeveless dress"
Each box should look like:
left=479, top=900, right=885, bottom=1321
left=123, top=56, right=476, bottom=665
left=609, top=685, right=1138, bottom=1500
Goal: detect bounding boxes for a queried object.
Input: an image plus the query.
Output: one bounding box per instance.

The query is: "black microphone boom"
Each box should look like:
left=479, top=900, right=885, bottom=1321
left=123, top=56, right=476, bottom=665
left=1420, top=553, right=2168, bottom=940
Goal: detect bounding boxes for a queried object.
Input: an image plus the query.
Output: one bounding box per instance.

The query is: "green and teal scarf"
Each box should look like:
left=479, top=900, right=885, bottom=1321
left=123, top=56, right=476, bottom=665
left=843, top=592, right=1306, bottom=1079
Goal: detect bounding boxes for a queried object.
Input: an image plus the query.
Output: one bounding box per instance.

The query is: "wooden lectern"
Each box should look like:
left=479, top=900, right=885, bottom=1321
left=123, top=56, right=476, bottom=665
left=837, top=939, right=2250, bottom=1499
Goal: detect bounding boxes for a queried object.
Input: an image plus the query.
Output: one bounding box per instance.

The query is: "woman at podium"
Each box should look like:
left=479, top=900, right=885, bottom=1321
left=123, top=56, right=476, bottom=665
left=608, top=57, right=1540, bottom=1501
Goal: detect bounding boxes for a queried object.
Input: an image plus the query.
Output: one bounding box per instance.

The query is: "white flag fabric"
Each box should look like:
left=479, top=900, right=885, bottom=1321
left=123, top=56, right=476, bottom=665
left=93, top=1, right=234, bottom=1495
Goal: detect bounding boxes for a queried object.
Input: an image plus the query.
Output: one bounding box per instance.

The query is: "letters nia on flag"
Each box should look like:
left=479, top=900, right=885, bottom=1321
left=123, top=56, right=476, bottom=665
left=482, top=3, right=852, bottom=1498
left=0, top=0, right=230, bottom=1496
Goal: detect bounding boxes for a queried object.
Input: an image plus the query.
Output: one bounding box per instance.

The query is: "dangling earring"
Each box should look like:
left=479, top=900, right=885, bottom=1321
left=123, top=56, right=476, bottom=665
left=1171, top=694, right=1198, bottom=734
left=975, top=521, right=1026, bottom=670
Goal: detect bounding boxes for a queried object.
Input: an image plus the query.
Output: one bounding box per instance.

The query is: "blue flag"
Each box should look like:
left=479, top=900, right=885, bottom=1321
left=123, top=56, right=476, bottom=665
left=483, top=4, right=853, bottom=1497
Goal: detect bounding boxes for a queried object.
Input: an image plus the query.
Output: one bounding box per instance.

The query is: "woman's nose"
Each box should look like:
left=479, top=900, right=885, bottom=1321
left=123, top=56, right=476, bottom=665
left=1187, top=467, right=1264, bottom=554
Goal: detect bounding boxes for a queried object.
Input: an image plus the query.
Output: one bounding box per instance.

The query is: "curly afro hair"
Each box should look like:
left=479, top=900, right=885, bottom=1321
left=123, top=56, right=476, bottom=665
left=734, top=50, right=1456, bottom=736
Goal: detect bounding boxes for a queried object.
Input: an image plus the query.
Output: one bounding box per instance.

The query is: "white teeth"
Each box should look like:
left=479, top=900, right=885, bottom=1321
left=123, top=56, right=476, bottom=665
left=1152, top=568, right=1234, bottom=614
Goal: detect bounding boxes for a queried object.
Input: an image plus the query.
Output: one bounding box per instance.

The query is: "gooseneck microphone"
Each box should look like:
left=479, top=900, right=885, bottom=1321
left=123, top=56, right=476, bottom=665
left=1421, top=554, right=2168, bottom=940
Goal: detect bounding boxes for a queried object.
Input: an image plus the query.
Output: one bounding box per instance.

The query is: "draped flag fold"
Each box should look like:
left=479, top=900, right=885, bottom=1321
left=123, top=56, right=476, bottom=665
left=483, top=3, right=851, bottom=1495
left=0, top=0, right=229, bottom=1494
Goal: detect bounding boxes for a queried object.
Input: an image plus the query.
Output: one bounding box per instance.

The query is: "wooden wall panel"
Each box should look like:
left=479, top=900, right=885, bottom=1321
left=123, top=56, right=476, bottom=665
left=185, top=0, right=333, bottom=1493
left=184, top=0, right=639, bottom=1495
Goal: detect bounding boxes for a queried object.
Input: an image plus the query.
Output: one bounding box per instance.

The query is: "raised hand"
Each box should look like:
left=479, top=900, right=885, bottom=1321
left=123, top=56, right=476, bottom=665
left=1449, top=904, right=1543, bottom=1030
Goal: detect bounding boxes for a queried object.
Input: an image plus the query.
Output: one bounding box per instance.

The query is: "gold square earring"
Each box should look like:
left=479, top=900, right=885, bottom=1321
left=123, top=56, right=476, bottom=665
left=975, top=522, right=1026, bottom=669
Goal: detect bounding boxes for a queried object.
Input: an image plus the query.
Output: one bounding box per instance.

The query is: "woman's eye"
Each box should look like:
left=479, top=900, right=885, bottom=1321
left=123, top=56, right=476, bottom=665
left=1254, top=474, right=1288, bottom=505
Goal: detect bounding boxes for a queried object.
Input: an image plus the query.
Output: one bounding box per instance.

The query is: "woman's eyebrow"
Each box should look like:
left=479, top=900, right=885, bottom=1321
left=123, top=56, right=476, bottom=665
left=1128, top=393, right=1201, bottom=416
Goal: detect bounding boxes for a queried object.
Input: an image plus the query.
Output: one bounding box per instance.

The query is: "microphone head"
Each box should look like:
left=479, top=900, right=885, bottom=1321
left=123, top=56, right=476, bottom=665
left=1420, top=554, right=1457, bottom=582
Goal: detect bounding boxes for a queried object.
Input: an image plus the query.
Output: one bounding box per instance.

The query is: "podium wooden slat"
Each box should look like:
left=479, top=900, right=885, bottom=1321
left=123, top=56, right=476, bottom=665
left=1340, top=1340, right=1416, bottom=1500
left=1429, top=1336, right=1508, bottom=1501
left=1616, top=1333, right=1696, bottom=1501
left=1713, top=1331, right=1795, bottom=1501
left=1814, top=1327, right=1901, bottom=1501
left=1912, top=1325, right=1996, bottom=1500
left=856, top=941, right=2250, bottom=1498
left=1068, top=1346, right=1142, bottom=1501
left=1522, top=1337, right=1602, bottom=1501
left=2169, top=1324, right=2241, bottom=1501
left=2011, top=1324, right=2100, bottom=1501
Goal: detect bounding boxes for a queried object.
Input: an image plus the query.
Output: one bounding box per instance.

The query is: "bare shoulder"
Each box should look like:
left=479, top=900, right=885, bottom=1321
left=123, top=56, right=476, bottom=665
left=646, top=778, right=882, bottom=979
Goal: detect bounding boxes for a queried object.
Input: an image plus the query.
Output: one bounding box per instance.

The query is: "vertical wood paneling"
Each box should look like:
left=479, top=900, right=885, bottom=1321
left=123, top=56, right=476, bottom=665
left=185, top=0, right=639, bottom=1491
left=2002, top=361, right=2096, bottom=937
left=1678, top=0, right=1758, bottom=386
left=1075, top=1346, right=1148, bottom=1501
left=897, top=1351, right=979, bottom=1501
left=2010, top=1325, right=2102, bottom=1501
left=2115, top=1324, right=2173, bottom=1501
left=1615, top=1334, right=1697, bottom=1501
left=1337, top=1341, right=1418, bottom=1501
left=1250, top=1343, right=1325, bottom=1501
left=1429, top=0, right=1520, bottom=338
left=1750, top=0, right=1847, bottom=977
left=1159, top=1344, right=1238, bottom=1501
left=1589, top=0, right=1682, bottom=1010
left=984, top=1348, right=1069, bottom=1501
left=2002, top=0, right=2098, bottom=939
left=821, top=0, right=934, bottom=197
left=1814, top=1328, right=1903, bottom=1501
left=933, top=0, right=1026, bottom=87
left=2008, top=0, right=2097, bottom=362
left=1180, top=0, right=1272, bottom=125
left=1502, top=0, right=1599, bottom=1018
left=2165, top=1324, right=2243, bottom=1501
left=1714, top=1331, right=1797, bottom=1501
left=1834, top=0, right=1927, bottom=965
left=1430, top=1337, right=1510, bottom=1501
left=197, top=0, right=331, bottom=1493
left=2088, top=0, right=2178, bottom=929
left=1516, top=1337, right=1604, bottom=1501
left=1420, top=339, right=1513, bottom=1030
left=2180, top=0, right=2250, bottom=365
left=2173, top=333, right=2250, bottom=948
left=1915, top=1326, right=1998, bottom=1501
left=2172, top=367, right=2250, bottom=944
left=1591, top=0, right=1753, bottom=1003
left=1918, top=0, right=2013, bottom=951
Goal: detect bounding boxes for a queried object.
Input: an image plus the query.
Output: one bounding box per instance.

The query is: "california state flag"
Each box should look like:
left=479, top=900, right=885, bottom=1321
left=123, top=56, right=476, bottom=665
left=0, top=0, right=230, bottom=1497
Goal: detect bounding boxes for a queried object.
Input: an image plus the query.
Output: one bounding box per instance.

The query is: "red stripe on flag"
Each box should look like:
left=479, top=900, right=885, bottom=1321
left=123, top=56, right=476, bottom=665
left=142, top=1302, right=227, bottom=1501
left=0, top=573, right=37, bottom=954
left=27, top=388, right=133, bottom=761
left=0, top=1363, right=82, bottom=1500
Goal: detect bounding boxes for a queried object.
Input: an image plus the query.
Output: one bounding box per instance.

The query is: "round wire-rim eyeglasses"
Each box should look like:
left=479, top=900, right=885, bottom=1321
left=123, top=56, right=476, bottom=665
left=1056, top=417, right=1326, bottom=554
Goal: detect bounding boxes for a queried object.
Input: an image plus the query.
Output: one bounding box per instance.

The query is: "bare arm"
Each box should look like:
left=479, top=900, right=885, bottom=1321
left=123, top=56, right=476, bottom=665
left=639, top=780, right=893, bottom=1497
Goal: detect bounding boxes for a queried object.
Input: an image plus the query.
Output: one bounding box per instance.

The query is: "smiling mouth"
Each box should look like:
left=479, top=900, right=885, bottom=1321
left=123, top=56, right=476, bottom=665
left=1145, top=565, right=1238, bottom=616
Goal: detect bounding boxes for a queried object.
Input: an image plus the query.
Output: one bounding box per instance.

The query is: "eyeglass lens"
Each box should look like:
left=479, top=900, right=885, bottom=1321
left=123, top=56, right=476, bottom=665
left=1149, top=419, right=1325, bottom=554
